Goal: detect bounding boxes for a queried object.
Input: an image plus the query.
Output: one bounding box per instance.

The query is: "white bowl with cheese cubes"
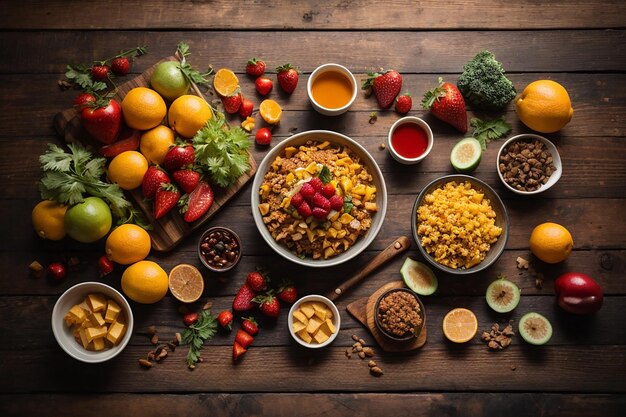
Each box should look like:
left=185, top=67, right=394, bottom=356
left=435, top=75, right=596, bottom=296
left=288, top=295, right=340, bottom=348
left=51, top=282, right=134, bottom=363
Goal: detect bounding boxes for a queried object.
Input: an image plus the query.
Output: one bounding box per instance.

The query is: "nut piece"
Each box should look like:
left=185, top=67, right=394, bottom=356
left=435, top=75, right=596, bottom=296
left=368, top=360, right=377, bottom=368
left=352, top=334, right=359, bottom=341
left=358, top=351, right=366, bottom=359
left=138, top=358, right=153, bottom=368
left=482, top=320, right=515, bottom=351
left=516, top=256, right=529, bottom=269
left=363, top=347, right=374, bottom=357
left=150, top=334, right=159, bottom=345
left=370, top=366, right=384, bottom=377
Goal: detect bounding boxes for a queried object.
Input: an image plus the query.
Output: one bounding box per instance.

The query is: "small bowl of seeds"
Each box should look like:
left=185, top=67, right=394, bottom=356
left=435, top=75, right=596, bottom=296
left=497, top=134, right=562, bottom=195
left=198, top=227, right=242, bottom=272
left=374, top=288, right=425, bottom=342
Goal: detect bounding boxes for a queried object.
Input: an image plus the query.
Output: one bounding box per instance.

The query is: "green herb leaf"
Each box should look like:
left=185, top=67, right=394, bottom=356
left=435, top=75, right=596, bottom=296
left=470, top=117, right=512, bottom=150
left=181, top=310, right=217, bottom=368
left=343, top=195, right=354, bottom=213
left=319, top=166, right=332, bottom=184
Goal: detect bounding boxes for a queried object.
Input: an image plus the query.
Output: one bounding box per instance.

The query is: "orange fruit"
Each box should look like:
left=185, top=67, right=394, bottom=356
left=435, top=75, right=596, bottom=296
left=107, top=151, right=149, bottom=190
left=259, top=99, right=282, bottom=124
left=121, top=260, right=169, bottom=304
left=168, top=264, right=205, bottom=303
left=31, top=200, right=67, bottom=240
left=442, top=308, right=478, bottom=343
left=213, top=68, right=239, bottom=97
left=105, top=224, right=152, bottom=265
left=529, top=222, right=573, bottom=264
left=121, top=87, right=167, bottom=130
left=515, top=80, right=574, bottom=133
left=140, top=125, right=175, bottom=164
left=168, top=95, right=213, bottom=138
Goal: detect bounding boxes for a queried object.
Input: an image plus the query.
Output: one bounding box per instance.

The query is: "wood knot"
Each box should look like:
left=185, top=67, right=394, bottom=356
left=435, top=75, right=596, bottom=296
left=600, top=253, right=613, bottom=271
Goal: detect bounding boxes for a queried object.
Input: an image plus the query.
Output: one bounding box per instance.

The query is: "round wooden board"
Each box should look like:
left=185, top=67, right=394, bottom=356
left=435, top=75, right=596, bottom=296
left=365, top=280, right=427, bottom=352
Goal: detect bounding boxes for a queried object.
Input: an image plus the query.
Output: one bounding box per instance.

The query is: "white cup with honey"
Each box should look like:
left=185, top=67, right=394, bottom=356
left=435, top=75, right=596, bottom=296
left=307, top=63, right=358, bottom=116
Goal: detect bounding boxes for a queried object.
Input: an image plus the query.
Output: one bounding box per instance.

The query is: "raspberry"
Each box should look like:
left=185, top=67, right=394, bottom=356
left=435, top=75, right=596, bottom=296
left=321, top=183, right=335, bottom=198
left=300, top=182, right=315, bottom=199
left=309, top=177, right=323, bottom=192
left=329, top=194, right=344, bottom=211
left=312, top=207, right=329, bottom=219
left=297, top=201, right=312, bottom=218
left=290, top=192, right=304, bottom=208
left=311, top=193, right=330, bottom=211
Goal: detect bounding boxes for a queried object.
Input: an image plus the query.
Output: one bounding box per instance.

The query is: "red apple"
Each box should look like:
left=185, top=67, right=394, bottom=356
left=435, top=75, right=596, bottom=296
left=554, top=272, right=603, bottom=315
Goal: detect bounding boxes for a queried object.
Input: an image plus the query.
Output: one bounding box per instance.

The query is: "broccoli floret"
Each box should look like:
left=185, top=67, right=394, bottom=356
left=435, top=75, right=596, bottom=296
left=457, top=50, right=516, bottom=110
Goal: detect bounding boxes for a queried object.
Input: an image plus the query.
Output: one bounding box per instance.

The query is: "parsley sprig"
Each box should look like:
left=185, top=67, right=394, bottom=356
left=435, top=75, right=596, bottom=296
left=181, top=310, right=217, bottom=368
left=176, top=42, right=213, bottom=88
left=470, top=117, right=512, bottom=150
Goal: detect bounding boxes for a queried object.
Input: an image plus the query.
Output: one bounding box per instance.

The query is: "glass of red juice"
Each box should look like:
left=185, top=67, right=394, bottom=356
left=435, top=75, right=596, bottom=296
left=387, top=117, right=434, bottom=164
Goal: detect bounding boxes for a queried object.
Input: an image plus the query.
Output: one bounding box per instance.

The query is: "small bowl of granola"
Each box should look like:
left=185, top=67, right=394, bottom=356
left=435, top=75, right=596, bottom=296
left=374, top=288, right=425, bottom=342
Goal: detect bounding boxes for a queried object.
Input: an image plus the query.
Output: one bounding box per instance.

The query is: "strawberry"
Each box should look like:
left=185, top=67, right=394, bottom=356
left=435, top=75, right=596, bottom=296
left=312, top=207, right=329, bottom=219
left=321, top=183, right=335, bottom=199
left=276, top=64, right=300, bottom=94
left=172, top=168, right=200, bottom=194
left=239, top=98, right=254, bottom=118
left=246, top=271, right=268, bottom=293
left=163, top=145, right=195, bottom=172
left=232, top=341, right=247, bottom=362
left=98, top=128, right=141, bottom=158
left=183, top=312, right=199, bottom=326
left=111, top=57, right=130, bottom=76
left=308, top=177, right=323, bottom=192
left=222, top=93, right=242, bottom=114
left=181, top=181, right=214, bottom=223
left=297, top=201, right=312, bottom=218
left=422, top=77, right=468, bottom=133
left=329, top=194, right=344, bottom=211
left=90, top=64, right=110, bottom=80
left=246, top=57, right=266, bottom=77
left=217, top=310, right=233, bottom=331
left=154, top=183, right=180, bottom=219
left=311, top=193, right=331, bottom=211
left=235, top=329, right=254, bottom=348
left=98, top=255, right=114, bottom=277
left=290, top=192, right=304, bottom=208
left=73, top=93, right=96, bottom=110
left=241, top=317, right=258, bottom=336
left=253, top=293, right=280, bottom=318
left=233, top=283, right=257, bottom=312
left=277, top=281, right=297, bottom=304
left=142, top=166, right=171, bottom=199
left=299, top=182, right=315, bottom=199
left=395, top=92, right=412, bottom=114
left=362, top=69, right=403, bottom=109
left=255, top=127, right=272, bottom=146
left=255, top=76, right=273, bottom=96
left=80, top=98, right=122, bottom=145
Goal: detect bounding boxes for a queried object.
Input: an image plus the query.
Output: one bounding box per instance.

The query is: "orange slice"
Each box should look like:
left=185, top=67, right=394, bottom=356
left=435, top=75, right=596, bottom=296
left=442, top=308, right=478, bottom=343
left=213, top=68, right=239, bottom=97
left=259, top=99, right=282, bottom=124
left=168, top=264, right=205, bottom=303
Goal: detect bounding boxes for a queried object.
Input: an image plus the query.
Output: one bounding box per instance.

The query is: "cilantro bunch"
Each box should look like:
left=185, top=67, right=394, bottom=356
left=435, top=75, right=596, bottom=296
left=181, top=310, right=217, bottom=368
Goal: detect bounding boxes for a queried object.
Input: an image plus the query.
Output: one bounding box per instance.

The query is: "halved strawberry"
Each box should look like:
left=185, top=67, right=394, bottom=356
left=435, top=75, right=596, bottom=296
left=232, top=341, right=247, bottom=362
left=235, top=329, right=254, bottom=348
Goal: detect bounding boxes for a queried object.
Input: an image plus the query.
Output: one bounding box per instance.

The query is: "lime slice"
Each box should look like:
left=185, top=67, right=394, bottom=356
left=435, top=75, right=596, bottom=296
left=450, top=137, right=482, bottom=173
left=400, top=257, right=438, bottom=296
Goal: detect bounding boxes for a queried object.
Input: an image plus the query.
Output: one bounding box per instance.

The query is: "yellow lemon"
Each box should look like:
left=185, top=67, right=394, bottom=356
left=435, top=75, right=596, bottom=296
left=121, top=260, right=169, bottom=304
left=31, top=200, right=67, bottom=240
left=108, top=151, right=149, bottom=190
left=140, top=125, right=175, bottom=164
left=168, top=264, right=204, bottom=303
left=259, top=99, right=282, bottom=124
left=515, top=80, right=574, bottom=133
left=442, top=308, right=478, bottom=343
left=529, top=222, right=573, bottom=264
left=213, top=68, right=240, bottom=97
left=105, top=224, right=151, bottom=265
left=121, top=87, right=167, bottom=130
left=168, top=95, right=213, bottom=138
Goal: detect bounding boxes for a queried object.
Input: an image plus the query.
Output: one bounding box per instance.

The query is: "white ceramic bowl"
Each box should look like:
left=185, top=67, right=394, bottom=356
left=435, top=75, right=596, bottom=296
left=387, top=116, right=434, bottom=164
left=497, top=134, right=562, bottom=195
left=288, top=295, right=341, bottom=348
left=51, top=282, right=133, bottom=363
left=307, top=63, right=358, bottom=116
left=251, top=130, right=387, bottom=267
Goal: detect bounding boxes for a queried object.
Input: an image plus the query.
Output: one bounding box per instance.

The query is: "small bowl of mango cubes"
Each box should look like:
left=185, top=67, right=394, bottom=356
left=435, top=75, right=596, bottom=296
left=288, top=295, right=340, bottom=348
left=52, top=282, right=133, bottom=363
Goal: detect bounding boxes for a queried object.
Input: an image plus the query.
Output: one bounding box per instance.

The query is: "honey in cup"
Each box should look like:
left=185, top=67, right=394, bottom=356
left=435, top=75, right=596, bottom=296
left=311, top=70, right=354, bottom=110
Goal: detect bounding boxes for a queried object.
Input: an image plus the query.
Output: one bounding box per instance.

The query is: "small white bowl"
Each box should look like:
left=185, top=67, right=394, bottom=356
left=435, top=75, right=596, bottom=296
left=51, top=282, right=134, bottom=363
left=387, top=116, right=434, bottom=164
left=497, top=134, right=562, bottom=195
left=288, top=295, right=341, bottom=349
left=307, top=63, right=358, bottom=116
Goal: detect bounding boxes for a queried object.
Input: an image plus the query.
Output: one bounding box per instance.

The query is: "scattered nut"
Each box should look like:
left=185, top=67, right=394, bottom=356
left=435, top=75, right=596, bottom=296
left=516, top=256, right=529, bottom=269
left=379, top=143, right=386, bottom=150
left=138, top=358, right=153, bottom=368
left=174, top=333, right=182, bottom=344
left=358, top=351, right=366, bottom=359
left=368, top=112, right=378, bottom=124
left=29, top=261, right=45, bottom=278
left=202, top=301, right=213, bottom=311
left=167, top=342, right=177, bottom=352
left=370, top=367, right=383, bottom=377
left=482, top=321, right=515, bottom=351
left=147, top=351, right=156, bottom=361
left=147, top=326, right=157, bottom=336
left=510, top=365, right=517, bottom=371
left=351, top=335, right=359, bottom=341
left=368, top=360, right=377, bottom=368
left=358, top=338, right=366, bottom=345
left=363, top=347, right=374, bottom=357
left=58, top=79, right=72, bottom=90
left=345, top=348, right=352, bottom=359
left=535, top=273, right=544, bottom=290
left=150, top=334, right=159, bottom=345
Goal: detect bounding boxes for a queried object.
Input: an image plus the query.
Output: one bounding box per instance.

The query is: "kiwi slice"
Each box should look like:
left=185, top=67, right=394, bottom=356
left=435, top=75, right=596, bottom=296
left=518, top=312, right=553, bottom=345
left=400, top=257, right=438, bottom=296
left=450, top=137, right=482, bottom=173
left=485, top=278, right=521, bottom=313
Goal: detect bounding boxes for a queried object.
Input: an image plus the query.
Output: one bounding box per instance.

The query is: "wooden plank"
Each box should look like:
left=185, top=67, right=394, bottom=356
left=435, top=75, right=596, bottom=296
left=2, top=0, right=626, bottom=30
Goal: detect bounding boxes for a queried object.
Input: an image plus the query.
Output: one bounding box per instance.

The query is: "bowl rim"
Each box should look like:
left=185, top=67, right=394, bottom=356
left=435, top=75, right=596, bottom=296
left=197, top=226, right=242, bottom=272
left=411, top=174, right=509, bottom=275
left=287, top=294, right=341, bottom=348
left=386, top=116, right=434, bottom=164
left=374, top=287, right=425, bottom=342
left=251, top=129, right=387, bottom=268
left=51, top=281, right=134, bottom=363
left=306, top=63, right=358, bottom=115
left=496, top=133, right=563, bottom=195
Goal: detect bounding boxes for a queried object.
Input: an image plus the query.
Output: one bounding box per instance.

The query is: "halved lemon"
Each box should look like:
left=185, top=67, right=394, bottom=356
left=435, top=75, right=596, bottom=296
left=168, top=264, right=205, bottom=303
left=442, top=308, right=478, bottom=343
left=213, top=68, right=240, bottom=97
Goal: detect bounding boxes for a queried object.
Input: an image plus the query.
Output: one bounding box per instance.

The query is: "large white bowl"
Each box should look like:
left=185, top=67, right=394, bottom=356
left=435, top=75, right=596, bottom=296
left=51, top=282, right=134, bottom=363
left=251, top=130, right=387, bottom=267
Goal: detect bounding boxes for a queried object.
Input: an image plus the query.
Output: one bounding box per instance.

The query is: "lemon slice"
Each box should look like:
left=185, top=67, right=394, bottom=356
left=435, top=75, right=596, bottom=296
left=213, top=68, right=240, bottom=97
left=442, top=308, right=478, bottom=343
left=259, top=99, right=282, bottom=124
left=168, top=264, right=205, bottom=303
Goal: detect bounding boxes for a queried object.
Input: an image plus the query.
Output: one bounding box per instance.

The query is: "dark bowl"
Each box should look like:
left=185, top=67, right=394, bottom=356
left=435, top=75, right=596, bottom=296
left=197, top=227, right=242, bottom=273
left=374, top=288, right=425, bottom=342
left=411, top=174, right=509, bottom=275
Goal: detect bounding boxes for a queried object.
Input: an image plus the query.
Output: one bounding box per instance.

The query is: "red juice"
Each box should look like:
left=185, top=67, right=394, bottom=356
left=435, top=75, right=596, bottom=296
left=391, top=123, right=429, bottom=159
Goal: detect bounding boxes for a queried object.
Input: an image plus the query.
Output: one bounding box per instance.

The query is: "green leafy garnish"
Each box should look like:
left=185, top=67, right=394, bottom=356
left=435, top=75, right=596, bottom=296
left=65, top=64, right=108, bottom=93
left=343, top=195, right=354, bottom=213
left=192, top=114, right=251, bottom=188
left=319, top=166, right=332, bottom=184
left=470, top=117, right=512, bottom=150
left=181, top=310, right=217, bottom=368
left=176, top=42, right=213, bottom=88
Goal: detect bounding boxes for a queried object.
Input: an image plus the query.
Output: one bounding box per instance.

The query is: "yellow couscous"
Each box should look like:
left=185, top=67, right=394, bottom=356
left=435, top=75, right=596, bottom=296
left=416, top=181, right=502, bottom=269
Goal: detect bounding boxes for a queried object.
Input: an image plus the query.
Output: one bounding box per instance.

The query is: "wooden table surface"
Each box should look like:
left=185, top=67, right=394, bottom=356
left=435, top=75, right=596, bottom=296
left=1, top=1, right=625, bottom=416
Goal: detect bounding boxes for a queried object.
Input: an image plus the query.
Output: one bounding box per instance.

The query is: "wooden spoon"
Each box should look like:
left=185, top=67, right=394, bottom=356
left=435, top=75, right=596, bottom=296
left=326, top=236, right=411, bottom=301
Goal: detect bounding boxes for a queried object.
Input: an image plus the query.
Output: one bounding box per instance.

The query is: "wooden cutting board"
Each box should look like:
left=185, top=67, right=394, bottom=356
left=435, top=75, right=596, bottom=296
left=53, top=56, right=257, bottom=252
left=346, top=280, right=427, bottom=352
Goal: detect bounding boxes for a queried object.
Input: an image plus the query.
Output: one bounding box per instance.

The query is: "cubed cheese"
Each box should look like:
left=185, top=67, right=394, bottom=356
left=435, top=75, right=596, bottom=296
left=85, top=326, right=107, bottom=343
left=64, top=305, right=87, bottom=326
left=86, top=293, right=107, bottom=312
left=313, top=328, right=330, bottom=344
left=106, top=321, right=126, bottom=345
left=312, top=302, right=326, bottom=313
left=92, top=337, right=105, bottom=351
left=292, top=321, right=307, bottom=333
left=292, top=310, right=308, bottom=324
left=297, top=329, right=313, bottom=344
left=323, top=318, right=336, bottom=335
left=305, top=317, right=322, bottom=334
left=324, top=308, right=333, bottom=320
left=87, top=311, right=105, bottom=327
left=78, top=328, right=90, bottom=349
left=300, top=303, right=315, bottom=319
left=104, top=300, right=121, bottom=323
left=314, top=308, right=327, bottom=322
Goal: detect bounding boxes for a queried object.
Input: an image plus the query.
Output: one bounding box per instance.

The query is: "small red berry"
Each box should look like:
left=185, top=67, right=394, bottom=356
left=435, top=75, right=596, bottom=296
left=239, top=98, right=254, bottom=118
left=91, top=64, right=109, bottom=80
left=47, top=262, right=66, bottom=280
left=290, top=192, right=304, bottom=208
left=183, top=312, right=199, bottom=326
left=111, top=57, right=130, bottom=76
left=98, top=255, right=114, bottom=277
left=321, top=183, right=335, bottom=198
left=255, top=77, right=273, bottom=96
left=255, top=128, right=272, bottom=146
left=394, top=92, right=412, bottom=114
left=309, top=177, right=323, bottom=192
left=329, top=194, right=344, bottom=211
